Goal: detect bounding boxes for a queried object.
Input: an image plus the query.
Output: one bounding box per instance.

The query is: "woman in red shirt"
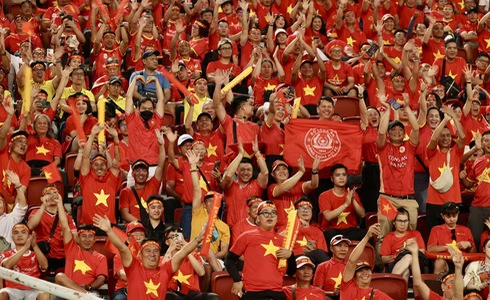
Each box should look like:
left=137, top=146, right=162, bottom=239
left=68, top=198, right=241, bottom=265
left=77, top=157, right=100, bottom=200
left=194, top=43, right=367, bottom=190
left=63, top=93, right=98, bottom=153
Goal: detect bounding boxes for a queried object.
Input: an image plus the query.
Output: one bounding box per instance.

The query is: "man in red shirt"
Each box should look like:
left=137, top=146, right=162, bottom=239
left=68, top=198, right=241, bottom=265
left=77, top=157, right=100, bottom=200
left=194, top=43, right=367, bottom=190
left=460, top=8, right=479, bottom=63
left=408, top=239, right=464, bottom=300
left=422, top=19, right=446, bottom=65
left=27, top=184, right=77, bottom=271
left=231, top=196, right=260, bottom=246
left=314, top=235, right=350, bottom=298
left=319, top=164, right=366, bottom=242
left=432, top=39, right=467, bottom=90
left=461, top=76, right=489, bottom=145
left=221, top=142, right=268, bottom=228
left=224, top=201, right=296, bottom=299
left=0, top=224, right=49, bottom=300
left=283, top=256, right=326, bottom=300
left=91, top=26, right=128, bottom=82
left=93, top=213, right=205, bottom=299
left=55, top=205, right=107, bottom=296
left=119, top=130, right=166, bottom=222
left=206, top=38, right=241, bottom=85
left=377, top=94, right=420, bottom=237
left=268, top=158, right=319, bottom=227
left=340, top=223, right=392, bottom=299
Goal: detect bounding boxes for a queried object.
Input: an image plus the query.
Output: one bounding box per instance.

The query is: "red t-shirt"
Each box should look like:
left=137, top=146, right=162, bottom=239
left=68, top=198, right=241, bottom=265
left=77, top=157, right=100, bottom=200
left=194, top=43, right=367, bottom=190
left=168, top=252, right=202, bottom=294
left=467, top=154, right=490, bottom=207
left=362, top=126, right=378, bottom=163
left=166, top=163, right=184, bottom=198
left=189, top=37, right=209, bottom=62
left=125, top=257, right=173, bottom=299
left=340, top=277, right=392, bottom=300
left=335, top=24, right=367, bottom=53
left=414, top=125, right=433, bottom=173
left=378, top=140, right=417, bottom=196
left=119, top=176, right=161, bottom=219
left=292, top=225, right=328, bottom=256
left=80, top=170, right=122, bottom=224
left=206, top=60, right=241, bottom=78
left=427, top=146, right=463, bottom=205
left=66, top=115, right=98, bottom=137
left=462, top=113, right=489, bottom=145
left=268, top=181, right=306, bottom=228
left=224, top=179, right=264, bottom=228
left=324, top=61, right=353, bottom=88
left=91, top=47, right=124, bottom=81
left=126, top=111, right=163, bottom=165
left=0, top=249, right=41, bottom=290
left=179, top=56, right=202, bottom=79
left=294, top=76, right=324, bottom=106
left=260, top=121, right=285, bottom=156
left=422, top=39, right=445, bottom=65
left=230, top=228, right=285, bottom=292
left=398, top=6, right=424, bottom=30
left=253, top=76, right=281, bottom=108
left=318, top=189, right=362, bottom=230
left=180, top=159, right=216, bottom=203
left=4, top=33, right=42, bottom=53
left=193, top=129, right=225, bottom=164
left=283, top=284, right=327, bottom=300
left=64, top=239, right=108, bottom=285
left=313, top=258, right=347, bottom=292
left=433, top=56, right=467, bottom=87
left=220, top=114, right=260, bottom=154
left=25, top=136, right=62, bottom=164
left=429, top=290, right=444, bottom=300
left=478, top=28, right=490, bottom=53
left=231, top=218, right=257, bottom=245
left=29, top=209, right=76, bottom=259
left=0, top=147, right=31, bottom=204
left=427, top=224, right=476, bottom=251
left=380, top=230, right=425, bottom=257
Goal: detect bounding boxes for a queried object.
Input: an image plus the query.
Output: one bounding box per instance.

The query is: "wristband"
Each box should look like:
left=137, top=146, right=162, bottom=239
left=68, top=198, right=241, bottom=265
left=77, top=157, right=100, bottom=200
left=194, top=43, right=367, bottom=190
left=190, top=169, right=198, bottom=172
left=311, top=169, right=319, bottom=174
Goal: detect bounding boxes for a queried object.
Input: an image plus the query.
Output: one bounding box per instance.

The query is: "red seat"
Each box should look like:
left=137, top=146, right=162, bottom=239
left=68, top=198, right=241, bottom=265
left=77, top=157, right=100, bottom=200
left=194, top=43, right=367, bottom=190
left=211, top=271, right=239, bottom=300
left=346, top=242, right=375, bottom=269
left=365, top=212, right=378, bottom=228
left=333, top=96, right=360, bottom=118
left=414, top=274, right=443, bottom=300
left=93, top=237, right=116, bottom=297
left=26, top=177, right=64, bottom=207
left=370, top=273, right=408, bottom=300
left=343, top=116, right=361, bottom=124
left=458, top=212, right=469, bottom=227
left=163, top=112, right=175, bottom=126
left=64, top=152, right=78, bottom=190
left=416, top=213, right=428, bottom=244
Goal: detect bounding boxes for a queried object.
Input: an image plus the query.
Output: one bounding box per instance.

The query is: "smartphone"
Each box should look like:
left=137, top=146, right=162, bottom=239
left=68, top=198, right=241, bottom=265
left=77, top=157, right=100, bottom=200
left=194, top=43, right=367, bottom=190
left=38, top=101, right=50, bottom=109
left=214, top=160, right=221, bottom=171
left=46, top=48, right=53, bottom=57
left=389, top=98, right=401, bottom=110
left=366, top=43, right=379, bottom=57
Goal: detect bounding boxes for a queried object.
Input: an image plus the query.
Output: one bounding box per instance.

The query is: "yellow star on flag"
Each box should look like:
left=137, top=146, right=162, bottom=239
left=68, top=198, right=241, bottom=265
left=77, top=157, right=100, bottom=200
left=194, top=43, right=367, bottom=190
left=485, top=38, right=490, bottom=49
left=45, top=171, right=52, bottom=180
left=199, top=176, right=208, bottom=192
left=173, top=270, right=192, bottom=285
left=284, top=201, right=295, bottom=215
left=94, top=189, right=110, bottom=207
left=446, top=240, right=462, bottom=253
left=207, top=144, right=217, bottom=157
left=144, top=279, right=160, bottom=297
left=135, top=197, right=148, bottom=209
left=36, top=145, right=50, bottom=156
left=447, top=70, right=457, bottom=80
left=346, top=36, right=356, bottom=47
left=438, top=162, right=453, bottom=175
left=73, top=260, right=92, bottom=275
left=337, top=212, right=350, bottom=225
left=433, top=50, right=445, bottom=60
left=261, top=240, right=280, bottom=258
left=287, top=4, right=293, bottom=15
left=2, top=170, right=11, bottom=187
left=296, top=236, right=308, bottom=247
left=331, top=272, right=343, bottom=288
left=265, top=83, right=277, bottom=90
left=471, top=130, right=481, bottom=141
left=477, top=167, right=490, bottom=184
left=383, top=203, right=393, bottom=214
left=458, top=0, right=464, bottom=9
left=393, top=57, right=401, bottom=64
left=303, top=84, right=316, bottom=96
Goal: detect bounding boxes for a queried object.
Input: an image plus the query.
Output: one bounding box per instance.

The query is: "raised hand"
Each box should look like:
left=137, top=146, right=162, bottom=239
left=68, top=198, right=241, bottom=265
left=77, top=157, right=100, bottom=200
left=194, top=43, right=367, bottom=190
left=155, top=129, right=165, bottom=145
left=5, top=170, right=20, bottom=188
left=367, top=223, right=381, bottom=238
left=93, top=214, right=112, bottom=232
left=298, top=156, right=305, bottom=173
left=165, top=129, right=178, bottom=143
left=252, top=135, right=260, bottom=155
left=90, top=123, right=104, bottom=136
left=186, top=149, right=199, bottom=165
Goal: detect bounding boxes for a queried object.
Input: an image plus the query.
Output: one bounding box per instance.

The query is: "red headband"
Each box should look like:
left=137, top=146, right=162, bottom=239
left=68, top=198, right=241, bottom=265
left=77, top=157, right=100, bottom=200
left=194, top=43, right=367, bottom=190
left=195, top=20, right=206, bottom=29
left=12, top=223, right=30, bottom=233
left=141, top=240, right=161, bottom=250
left=42, top=186, right=59, bottom=196
left=78, top=229, right=96, bottom=235
left=147, top=199, right=163, bottom=207
left=295, top=201, right=312, bottom=209
left=257, top=201, right=276, bottom=214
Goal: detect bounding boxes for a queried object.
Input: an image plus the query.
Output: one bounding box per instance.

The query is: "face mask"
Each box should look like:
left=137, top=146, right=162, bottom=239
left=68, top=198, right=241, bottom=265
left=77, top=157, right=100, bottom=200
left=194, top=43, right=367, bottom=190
left=140, top=110, right=153, bottom=121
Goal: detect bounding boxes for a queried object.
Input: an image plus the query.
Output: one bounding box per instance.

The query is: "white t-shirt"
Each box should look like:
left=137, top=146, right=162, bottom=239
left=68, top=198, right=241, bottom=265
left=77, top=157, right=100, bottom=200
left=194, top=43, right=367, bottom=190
left=0, top=204, right=28, bottom=248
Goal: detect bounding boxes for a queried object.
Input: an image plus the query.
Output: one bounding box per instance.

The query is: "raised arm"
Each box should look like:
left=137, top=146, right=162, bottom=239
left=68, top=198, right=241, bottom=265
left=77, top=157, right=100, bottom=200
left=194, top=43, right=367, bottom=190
left=272, top=156, right=306, bottom=197
left=403, top=93, right=419, bottom=145
left=93, top=214, right=133, bottom=267
left=188, top=150, right=202, bottom=211
left=57, top=192, right=74, bottom=245
left=80, top=124, right=104, bottom=176
left=165, top=128, right=179, bottom=170
left=253, top=135, right=268, bottom=188
left=376, top=94, right=391, bottom=148
left=221, top=142, right=244, bottom=190
left=0, top=102, right=14, bottom=151
left=154, top=129, right=167, bottom=182
left=212, top=69, right=230, bottom=123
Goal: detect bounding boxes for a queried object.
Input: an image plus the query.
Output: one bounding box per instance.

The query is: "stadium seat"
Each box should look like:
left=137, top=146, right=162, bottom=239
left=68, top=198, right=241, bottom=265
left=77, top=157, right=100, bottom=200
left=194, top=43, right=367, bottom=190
left=64, top=152, right=79, bottom=190
left=211, top=271, right=239, bottom=300
left=370, top=273, right=408, bottom=300
left=365, top=212, right=378, bottom=228
left=343, top=116, right=361, bottom=124
left=93, top=236, right=116, bottom=297
left=26, top=177, right=64, bottom=207
left=174, top=208, right=183, bottom=223
left=416, top=213, right=428, bottom=244
left=333, top=96, right=360, bottom=118
left=346, top=242, right=375, bottom=269
left=458, top=212, right=469, bottom=227
left=414, top=273, right=443, bottom=300
left=163, top=112, right=175, bottom=127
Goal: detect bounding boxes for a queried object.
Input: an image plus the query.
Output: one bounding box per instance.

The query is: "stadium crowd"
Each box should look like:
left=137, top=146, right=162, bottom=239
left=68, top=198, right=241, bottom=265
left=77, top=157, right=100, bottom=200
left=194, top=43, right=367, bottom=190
left=2, top=0, right=490, bottom=298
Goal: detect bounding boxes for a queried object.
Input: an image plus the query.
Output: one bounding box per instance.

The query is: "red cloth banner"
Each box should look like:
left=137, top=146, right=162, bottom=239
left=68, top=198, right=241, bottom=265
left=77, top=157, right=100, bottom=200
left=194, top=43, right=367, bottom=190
left=284, top=119, right=363, bottom=173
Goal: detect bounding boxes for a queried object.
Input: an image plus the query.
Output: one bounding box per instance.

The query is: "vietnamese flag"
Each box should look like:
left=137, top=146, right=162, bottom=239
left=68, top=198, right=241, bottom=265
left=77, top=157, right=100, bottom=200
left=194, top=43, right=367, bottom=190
left=379, top=196, right=398, bottom=220
left=284, top=119, right=363, bottom=173
left=21, top=22, right=34, bottom=36
left=42, top=163, right=62, bottom=184
left=104, top=226, right=127, bottom=255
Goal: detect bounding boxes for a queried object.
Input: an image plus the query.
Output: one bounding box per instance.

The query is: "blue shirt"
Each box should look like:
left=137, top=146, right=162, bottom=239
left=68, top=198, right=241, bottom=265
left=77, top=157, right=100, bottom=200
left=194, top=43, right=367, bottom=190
left=129, top=70, right=171, bottom=97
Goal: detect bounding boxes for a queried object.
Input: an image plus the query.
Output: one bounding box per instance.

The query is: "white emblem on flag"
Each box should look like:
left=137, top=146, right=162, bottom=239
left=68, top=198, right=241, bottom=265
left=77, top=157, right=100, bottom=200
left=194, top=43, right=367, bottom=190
left=304, top=128, right=341, bottom=161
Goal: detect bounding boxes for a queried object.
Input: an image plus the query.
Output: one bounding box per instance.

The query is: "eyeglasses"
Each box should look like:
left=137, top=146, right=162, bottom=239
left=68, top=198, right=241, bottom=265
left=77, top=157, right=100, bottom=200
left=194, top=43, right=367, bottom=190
left=395, top=219, right=409, bottom=224
left=220, top=47, right=232, bottom=51
left=72, top=72, right=84, bottom=77
left=259, top=210, right=278, bottom=218
left=32, top=68, right=45, bottom=72
left=478, top=59, right=490, bottom=64
left=297, top=206, right=312, bottom=212
left=451, top=229, right=456, bottom=241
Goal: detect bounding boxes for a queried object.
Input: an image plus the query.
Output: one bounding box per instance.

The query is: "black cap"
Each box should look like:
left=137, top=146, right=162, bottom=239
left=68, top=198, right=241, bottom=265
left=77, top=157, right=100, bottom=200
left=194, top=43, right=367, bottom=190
left=131, top=159, right=150, bottom=170
left=388, top=120, right=404, bottom=131
left=30, top=60, right=46, bottom=69
left=178, top=61, right=187, bottom=69
left=109, top=76, right=122, bottom=85
left=197, top=112, right=212, bottom=121
left=466, top=7, right=478, bottom=14
left=142, top=50, right=160, bottom=59
left=11, top=130, right=29, bottom=141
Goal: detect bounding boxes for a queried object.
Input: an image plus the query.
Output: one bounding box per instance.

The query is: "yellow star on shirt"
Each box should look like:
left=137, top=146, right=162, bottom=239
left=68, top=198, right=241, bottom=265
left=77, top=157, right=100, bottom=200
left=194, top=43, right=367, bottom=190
left=458, top=0, right=465, bottom=9
left=438, top=162, right=453, bottom=175
left=73, top=260, right=92, bottom=275
left=173, top=270, right=192, bottom=285
left=2, top=170, right=11, bottom=187
left=330, top=74, right=343, bottom=85
left=485, top=38, right=490, bottom=49
left=471, top=130, right=481, bottom=141
left=284, top=201, right=295, bottom=215
left=331, top=272, right=343, bottom=288
left=261, top=240, right=280, bottom=258
left=393, top=57, right=401, bottom=64
left=477, top=167, right=490, bottom=184
left=36, top=145, right=50, bottom=156
left=433, top=50, right=445, bottom=60
left=265, top=83, right=277, bottom=91
left=446, top=240, right=462, bottom=253
left=303, top=84, right=316, bottom=96
left=199, top=176, right=208, bottom=192
left=135, top=197, right=148, bottom=210
left=296, top=236, right=308, bottom=247
left=447, top=70, right=457, bottom=80
left=337, top=212, right=350, bottom=225
left=144, top=279, right=161, bottom=297
left=346, top=36, right=356, bottom=47
left=44, top=171, right=52, bottom=180
left=94, top=189, right=110, bottom=207
left=207, top=144, right=217, bottom=157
